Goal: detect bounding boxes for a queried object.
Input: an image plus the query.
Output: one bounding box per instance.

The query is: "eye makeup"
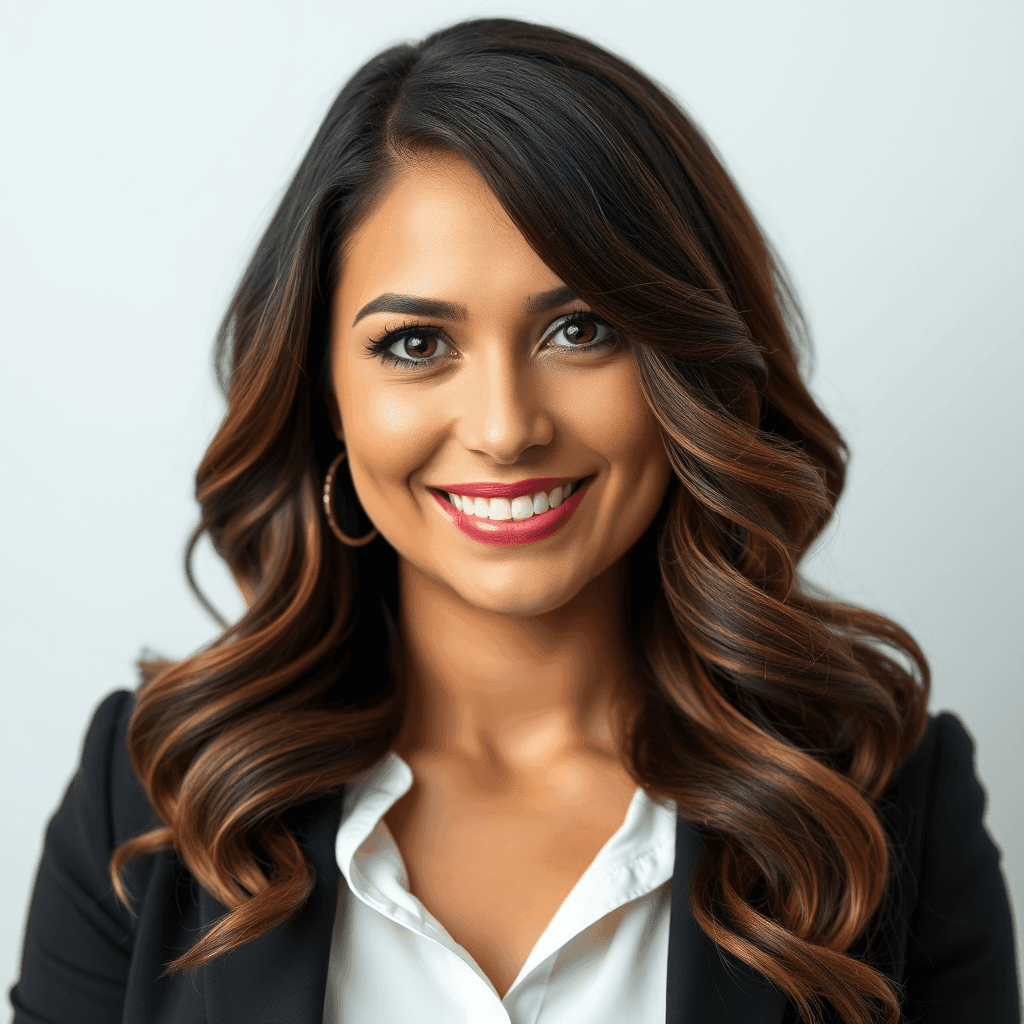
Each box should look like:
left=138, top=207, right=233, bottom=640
left=362, top=310, right=619, bottom=370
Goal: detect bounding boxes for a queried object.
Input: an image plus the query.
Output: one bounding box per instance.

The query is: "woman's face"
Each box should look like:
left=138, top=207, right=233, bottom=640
left=330, top=152, right=673, bottom=616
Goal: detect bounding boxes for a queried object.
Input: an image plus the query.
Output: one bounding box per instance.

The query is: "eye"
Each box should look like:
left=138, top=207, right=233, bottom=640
left=365, top=324, right=453, bottom=369
left=387, top=330, right=449, bottom=362
left=546, top=312, right=617, bottom=351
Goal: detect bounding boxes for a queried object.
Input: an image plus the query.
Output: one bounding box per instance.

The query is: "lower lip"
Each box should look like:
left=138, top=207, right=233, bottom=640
left=429, top=481, right=591, bottom=547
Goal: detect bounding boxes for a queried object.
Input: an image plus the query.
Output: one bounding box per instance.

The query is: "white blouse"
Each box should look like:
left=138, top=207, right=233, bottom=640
left=323, top=752, right=678, bottom=1024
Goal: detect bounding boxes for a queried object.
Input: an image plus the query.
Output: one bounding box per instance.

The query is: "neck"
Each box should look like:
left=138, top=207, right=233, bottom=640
left=390, top=556, right=639, bottom=776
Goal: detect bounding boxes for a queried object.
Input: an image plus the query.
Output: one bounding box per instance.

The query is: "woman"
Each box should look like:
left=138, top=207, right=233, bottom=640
left=11, top=17, right=1019, bottom=1024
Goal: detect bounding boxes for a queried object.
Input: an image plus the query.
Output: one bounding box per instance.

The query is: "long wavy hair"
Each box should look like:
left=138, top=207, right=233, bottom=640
left=111, top=18, right=929, bottom=1024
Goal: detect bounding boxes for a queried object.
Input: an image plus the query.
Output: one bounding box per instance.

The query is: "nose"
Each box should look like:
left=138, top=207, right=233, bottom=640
left=456, top=344, right=554, bottom=465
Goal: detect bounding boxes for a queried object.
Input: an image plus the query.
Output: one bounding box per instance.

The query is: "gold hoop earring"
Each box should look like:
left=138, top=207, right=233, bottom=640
left=323, top=450, right=378, bottom=547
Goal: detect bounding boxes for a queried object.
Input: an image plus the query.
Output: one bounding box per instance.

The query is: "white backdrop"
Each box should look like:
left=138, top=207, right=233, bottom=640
left=2, top=0, right=1021, bottom=997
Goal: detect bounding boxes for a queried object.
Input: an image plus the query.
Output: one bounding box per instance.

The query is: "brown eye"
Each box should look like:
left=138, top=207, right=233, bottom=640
left=547, top=313, right=615, bottom=350
left=562, top=320, right=597, bottom=345
left=388, top=331, right=446, bottom=361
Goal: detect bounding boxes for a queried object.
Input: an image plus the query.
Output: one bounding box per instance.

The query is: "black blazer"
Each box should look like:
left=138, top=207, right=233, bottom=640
left=9, top=690, right=1021, bottom=1023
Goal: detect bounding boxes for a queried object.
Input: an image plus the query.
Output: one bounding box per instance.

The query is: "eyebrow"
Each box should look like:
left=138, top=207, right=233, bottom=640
left=351, top=285, right=580, bottom=327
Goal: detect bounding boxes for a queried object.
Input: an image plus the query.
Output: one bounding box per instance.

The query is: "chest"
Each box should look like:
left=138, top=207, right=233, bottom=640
left=383, top=762, right=638, bottom=997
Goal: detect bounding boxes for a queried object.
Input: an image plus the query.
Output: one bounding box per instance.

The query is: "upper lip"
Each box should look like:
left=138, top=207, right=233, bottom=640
left=432, top=477, right=581, bottom=499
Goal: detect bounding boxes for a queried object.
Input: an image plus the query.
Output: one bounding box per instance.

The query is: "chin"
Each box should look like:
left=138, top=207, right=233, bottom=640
left=454, top=573, right=584, bottom=618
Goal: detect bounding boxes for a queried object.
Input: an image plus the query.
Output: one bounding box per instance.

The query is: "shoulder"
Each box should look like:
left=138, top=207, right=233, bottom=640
left=881, top=712, right=973, bottom=832
left=879, top=710, right=997, bottom=892
left=11, top=690, right=171, bottom=1021
left=878, top=711, right=991, bottom=915
left=892, top=709, right=977, bottom=788
left=873, top=711, right=1021, bottom=1020
left=73, top=688, right=162, bottom=851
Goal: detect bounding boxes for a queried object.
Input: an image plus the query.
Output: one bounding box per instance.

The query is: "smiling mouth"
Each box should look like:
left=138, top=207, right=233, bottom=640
left=430, top=475, right=594, bottom=521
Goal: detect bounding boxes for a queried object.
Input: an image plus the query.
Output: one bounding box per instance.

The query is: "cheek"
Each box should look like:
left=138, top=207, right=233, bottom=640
left=334, top=356, right=442, bottom=502
left=573, top=362, right=666, bottom=476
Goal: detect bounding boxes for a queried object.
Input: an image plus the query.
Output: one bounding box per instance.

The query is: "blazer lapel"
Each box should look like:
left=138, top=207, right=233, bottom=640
left=199, top=787, right=346, bottom=1024
left=192, top=793, right=788, bottom=1024
left=665, top=818, right=790, bottom=1024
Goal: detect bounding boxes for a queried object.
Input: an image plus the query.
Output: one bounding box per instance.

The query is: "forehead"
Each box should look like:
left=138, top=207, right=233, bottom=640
left=336, top=153, right=559, bottom=316
left=355, top=152, right=511, bottom=243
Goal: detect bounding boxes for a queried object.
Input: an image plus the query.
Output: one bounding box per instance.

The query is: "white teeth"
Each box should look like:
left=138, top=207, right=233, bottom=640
left=489, top=497, right=512, bottom=520
left=511, top=496, right=534, bottom=520
left=449, top=479, right=585, bottom=520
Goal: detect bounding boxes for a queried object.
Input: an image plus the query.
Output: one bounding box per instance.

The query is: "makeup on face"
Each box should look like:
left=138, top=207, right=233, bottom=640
left=428, top=476, right=596, bottom=547
left=331, top=151, right=673, bottom=616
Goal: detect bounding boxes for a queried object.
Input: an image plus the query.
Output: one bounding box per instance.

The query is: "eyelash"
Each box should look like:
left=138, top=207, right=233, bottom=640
left=364, top=311, right=619, bottom=370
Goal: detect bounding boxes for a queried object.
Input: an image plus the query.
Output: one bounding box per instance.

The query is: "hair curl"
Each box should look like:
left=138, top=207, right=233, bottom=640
left=111, top=19, right=929, bottom=1024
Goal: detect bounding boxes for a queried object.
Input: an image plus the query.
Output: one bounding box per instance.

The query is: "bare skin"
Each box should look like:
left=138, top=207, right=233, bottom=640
left=383, top=559, right=643, bottom=996
left=329, top=151, right=674, bottom=997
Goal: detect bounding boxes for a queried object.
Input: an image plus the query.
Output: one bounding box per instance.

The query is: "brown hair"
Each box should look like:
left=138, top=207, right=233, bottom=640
left=112, top=19, right=929, bottom=1024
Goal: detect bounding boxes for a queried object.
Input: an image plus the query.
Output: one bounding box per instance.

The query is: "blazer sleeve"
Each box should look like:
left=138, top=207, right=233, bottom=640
left=901, top=711, right=1021, bottom=1022
left=9, top=689, right=146, bottom=1024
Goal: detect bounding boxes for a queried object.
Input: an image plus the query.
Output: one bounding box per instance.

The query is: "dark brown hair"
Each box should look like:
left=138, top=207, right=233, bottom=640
left=112, top=18, right=929, bottom=1024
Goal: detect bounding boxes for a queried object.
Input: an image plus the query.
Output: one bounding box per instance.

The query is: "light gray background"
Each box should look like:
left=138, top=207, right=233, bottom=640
left=2, top=0, right=1021, bottom=997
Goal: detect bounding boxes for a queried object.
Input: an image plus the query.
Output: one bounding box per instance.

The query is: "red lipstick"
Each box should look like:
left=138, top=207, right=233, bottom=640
left=429, top=478, right=592, bottom=547
left=434, top=478, right=567, bottom=499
